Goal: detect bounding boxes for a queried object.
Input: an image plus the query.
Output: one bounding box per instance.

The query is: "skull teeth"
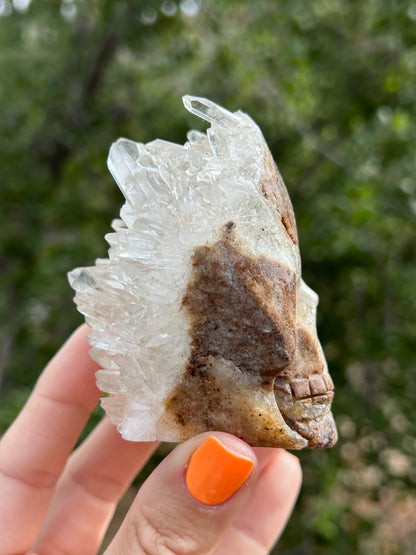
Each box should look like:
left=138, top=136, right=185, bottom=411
left=275, top=374, right=334, bottom=401
left=323, top=374, right=334, bottom=391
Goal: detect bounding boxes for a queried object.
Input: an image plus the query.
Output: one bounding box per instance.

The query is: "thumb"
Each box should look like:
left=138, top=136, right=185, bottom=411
left=105, top=432, right=257, bottom=555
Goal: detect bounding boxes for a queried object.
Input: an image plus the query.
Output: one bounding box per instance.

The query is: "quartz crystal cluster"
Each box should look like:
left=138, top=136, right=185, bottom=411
left=68, top=96, right=337, bottom=449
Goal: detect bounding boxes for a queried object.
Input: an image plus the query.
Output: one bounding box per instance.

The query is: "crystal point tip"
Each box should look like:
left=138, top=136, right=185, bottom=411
left=182, top=95, right=239, bottom=129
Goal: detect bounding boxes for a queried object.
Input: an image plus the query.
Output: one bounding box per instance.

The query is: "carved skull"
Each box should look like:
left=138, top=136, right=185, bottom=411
left=69, top=96, right=337, bottom=449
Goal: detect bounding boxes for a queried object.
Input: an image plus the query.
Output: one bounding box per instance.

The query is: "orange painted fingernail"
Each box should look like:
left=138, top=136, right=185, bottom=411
left=186, top=436, right=255, bottom=505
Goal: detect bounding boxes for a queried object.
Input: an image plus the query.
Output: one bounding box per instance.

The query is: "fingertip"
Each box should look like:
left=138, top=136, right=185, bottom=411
left=278, top=450, right=302, bottom=489
left=185, top=435, right=255, bottom=505
left=261, top=449, right=303, bottom=513
left=217, top=448, right=302, bottom=552
left=80, top=322, right=93, bottom=335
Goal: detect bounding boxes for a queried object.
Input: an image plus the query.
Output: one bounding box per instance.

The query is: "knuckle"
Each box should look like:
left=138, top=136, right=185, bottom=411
left=68, top=468, right=123, bottom=503
left=127, top=504, right=200, bottom=555
left=0, top=463, right=58, bottom=491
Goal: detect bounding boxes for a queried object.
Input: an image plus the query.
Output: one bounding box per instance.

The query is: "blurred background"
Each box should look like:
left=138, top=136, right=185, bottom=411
left=1, top=0, right=415, bottom=552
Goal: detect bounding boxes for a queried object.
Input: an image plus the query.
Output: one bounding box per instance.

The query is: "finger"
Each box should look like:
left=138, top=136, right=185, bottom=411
left=213, top=449, right=302, bottom=554
left=31, top=418, right=158, bottom=555
left=0, top=325, right=101, bottom=554
left=105, top=432, right=258, bottom=555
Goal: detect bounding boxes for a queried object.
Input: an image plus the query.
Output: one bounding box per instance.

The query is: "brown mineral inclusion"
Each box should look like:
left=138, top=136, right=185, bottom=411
left=183, top=224, right=296, bottom=381
left=164, top=223, right=337, bottom=448
left=261, top=145, right=298, bottom=246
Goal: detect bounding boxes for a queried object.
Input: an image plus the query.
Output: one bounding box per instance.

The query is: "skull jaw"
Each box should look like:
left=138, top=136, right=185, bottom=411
left=274, top=382, right=338, bottom=448
left=283, top=412, right=338, bottom=448
left=159, top=356, right=334, bottom=449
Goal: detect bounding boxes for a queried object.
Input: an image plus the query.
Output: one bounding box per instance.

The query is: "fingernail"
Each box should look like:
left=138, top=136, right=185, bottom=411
left=186, top=436, right=255, bottom=505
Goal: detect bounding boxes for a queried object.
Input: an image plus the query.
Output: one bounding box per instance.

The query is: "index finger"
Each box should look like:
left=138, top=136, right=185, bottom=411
left=213, top=449, right=302, bottom=554
left=0, top=325, right=102, bottom=554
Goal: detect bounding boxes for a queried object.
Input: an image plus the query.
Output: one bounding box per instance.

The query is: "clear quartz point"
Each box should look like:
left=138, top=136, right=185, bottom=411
left=183, top=95, right=239, bottom=129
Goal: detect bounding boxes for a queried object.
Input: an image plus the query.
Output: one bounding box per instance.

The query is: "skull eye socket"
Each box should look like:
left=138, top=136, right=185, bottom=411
left=183, top=229, right=297, bottom=379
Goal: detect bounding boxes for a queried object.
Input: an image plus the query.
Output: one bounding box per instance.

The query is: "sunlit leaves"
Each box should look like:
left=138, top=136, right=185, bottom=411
left=1, top=1, right=416, bottom=552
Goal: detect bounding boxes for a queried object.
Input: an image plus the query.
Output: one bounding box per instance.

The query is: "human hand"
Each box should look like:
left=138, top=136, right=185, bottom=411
left=0, top=325, right=302, bottom=555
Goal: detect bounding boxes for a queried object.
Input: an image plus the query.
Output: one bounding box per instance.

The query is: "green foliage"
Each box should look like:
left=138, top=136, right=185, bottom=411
left=1, top=0, right=415, bottom=552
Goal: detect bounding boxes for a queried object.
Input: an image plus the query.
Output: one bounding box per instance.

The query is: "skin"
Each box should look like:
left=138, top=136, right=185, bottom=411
left=0, top=325, right=302, bottom=555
